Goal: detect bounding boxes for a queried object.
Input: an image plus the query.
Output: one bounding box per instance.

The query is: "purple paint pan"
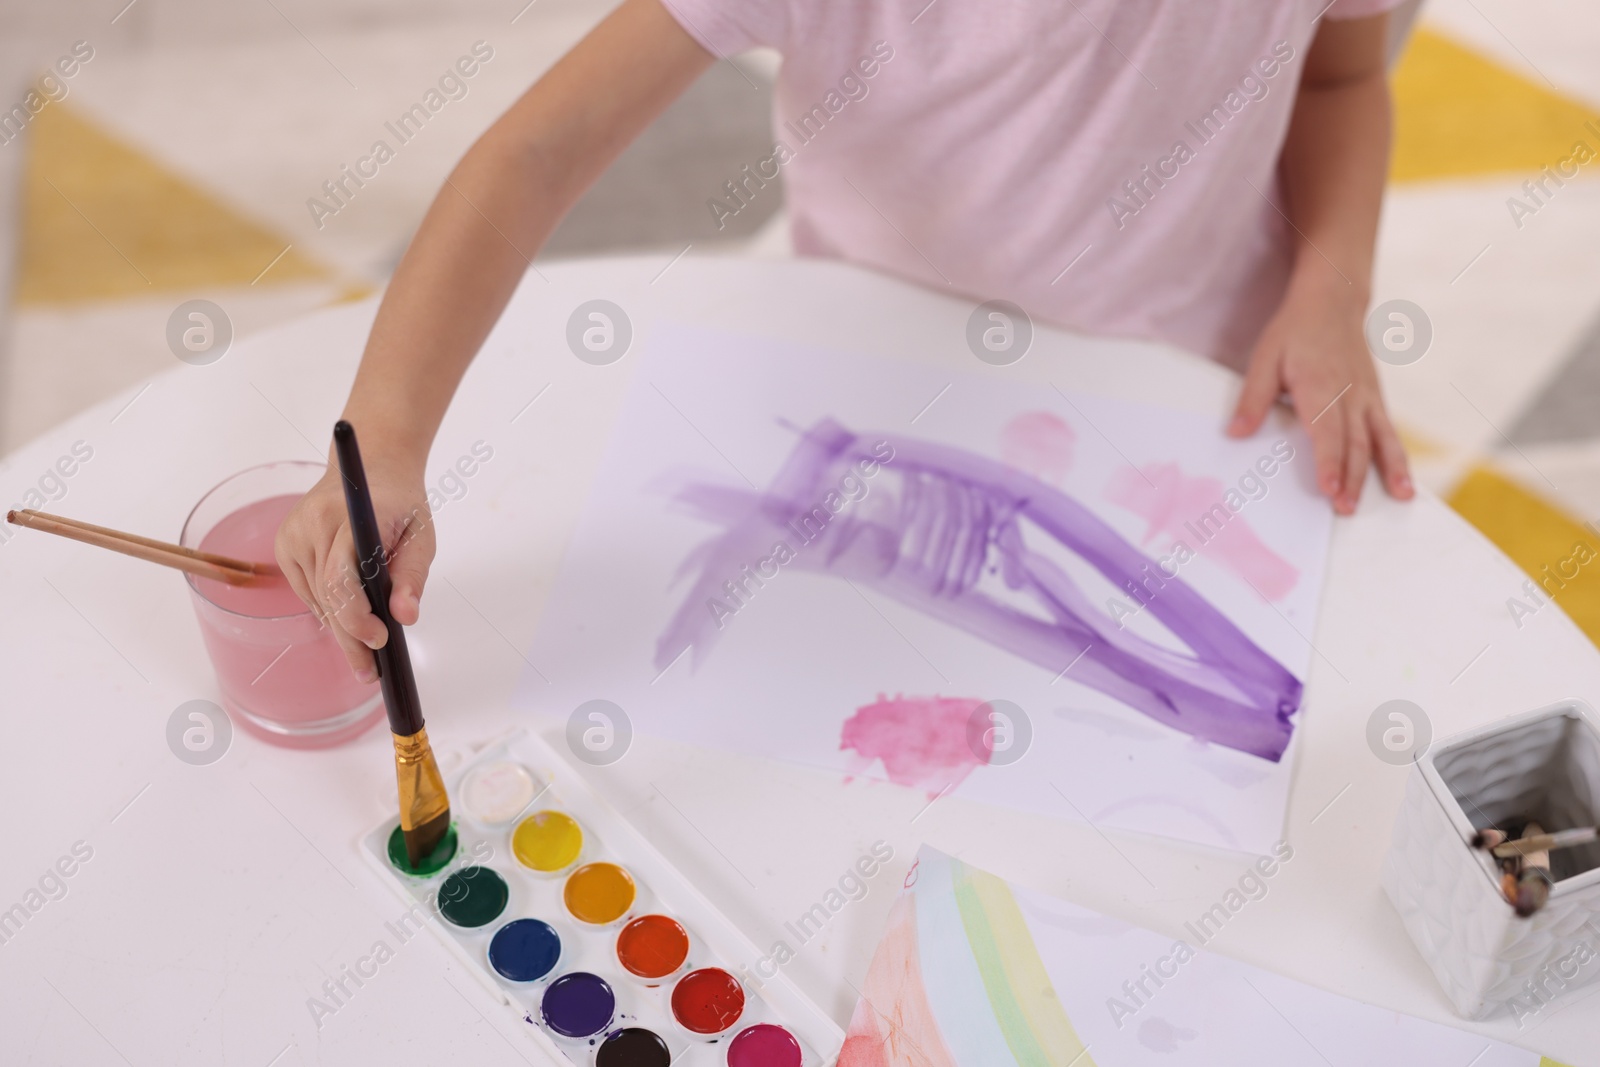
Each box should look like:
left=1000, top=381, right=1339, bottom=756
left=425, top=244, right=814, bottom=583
left=541, top=970, right=615, bottom=1038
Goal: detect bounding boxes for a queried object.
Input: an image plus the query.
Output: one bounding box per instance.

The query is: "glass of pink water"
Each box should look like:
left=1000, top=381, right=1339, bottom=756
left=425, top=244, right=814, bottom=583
left=182, top=461, right=383, bottom=748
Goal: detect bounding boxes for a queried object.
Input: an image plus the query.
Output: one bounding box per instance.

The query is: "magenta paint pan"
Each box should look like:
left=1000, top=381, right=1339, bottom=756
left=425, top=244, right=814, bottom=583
left=359, top=729, right=841, bottom=1065
left=728, top=1024, right=804, bottom=1067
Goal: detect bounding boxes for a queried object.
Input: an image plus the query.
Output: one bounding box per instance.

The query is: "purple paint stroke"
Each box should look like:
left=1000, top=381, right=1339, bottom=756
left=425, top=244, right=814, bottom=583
left=654, top=419, right=1303, bottom=762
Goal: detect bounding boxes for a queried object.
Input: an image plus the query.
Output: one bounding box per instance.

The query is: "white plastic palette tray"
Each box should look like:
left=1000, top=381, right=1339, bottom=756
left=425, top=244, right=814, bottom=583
left=360, top=729, right=843, bottom=1066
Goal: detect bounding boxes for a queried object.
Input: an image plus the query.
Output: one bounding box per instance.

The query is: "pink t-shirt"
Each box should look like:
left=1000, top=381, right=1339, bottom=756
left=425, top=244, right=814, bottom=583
left=664, top=0, right=1401, bottom=367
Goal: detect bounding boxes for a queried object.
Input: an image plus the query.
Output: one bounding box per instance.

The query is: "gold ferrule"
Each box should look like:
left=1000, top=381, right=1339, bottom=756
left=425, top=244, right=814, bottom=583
left=394, top=728, right=449, bottom=832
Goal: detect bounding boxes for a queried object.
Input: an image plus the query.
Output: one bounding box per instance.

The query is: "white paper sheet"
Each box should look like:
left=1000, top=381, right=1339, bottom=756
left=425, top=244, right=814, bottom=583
left=518, top=325, right=1334, bottom=853
left=838, top=847, right=1544, bottom=1066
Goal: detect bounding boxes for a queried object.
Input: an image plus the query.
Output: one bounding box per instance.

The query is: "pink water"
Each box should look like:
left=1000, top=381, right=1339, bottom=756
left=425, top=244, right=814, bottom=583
left=189, top=494, right=381, bottom=746
left=193, top=494, right=307, bottom=615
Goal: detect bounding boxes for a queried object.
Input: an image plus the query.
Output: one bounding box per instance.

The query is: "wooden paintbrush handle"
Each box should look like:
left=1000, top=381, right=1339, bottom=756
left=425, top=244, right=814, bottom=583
left=6, top=509, right=272, bottom=586
left=14, top=509, right=276, bottom=574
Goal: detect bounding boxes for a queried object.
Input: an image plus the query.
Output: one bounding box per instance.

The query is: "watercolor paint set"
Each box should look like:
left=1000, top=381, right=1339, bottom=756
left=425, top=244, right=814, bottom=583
left=359, top=729, right=842, bottom=1067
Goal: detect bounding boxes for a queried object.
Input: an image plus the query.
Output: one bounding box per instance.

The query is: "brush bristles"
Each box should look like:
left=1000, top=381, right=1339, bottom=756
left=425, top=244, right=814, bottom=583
left=1471, top=827, right=1507, bottom=850
left=1514, top=870, right=1552, bottom=918
left=404, top=809, right=452, bottom=868
left=394, top=727, right=452, bottom=867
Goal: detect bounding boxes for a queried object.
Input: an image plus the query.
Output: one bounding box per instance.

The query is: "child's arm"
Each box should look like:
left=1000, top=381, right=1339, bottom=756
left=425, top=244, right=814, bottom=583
left=276, top=0, right=712, bottom=678
left=1227, top=12, right=1414, bottom=515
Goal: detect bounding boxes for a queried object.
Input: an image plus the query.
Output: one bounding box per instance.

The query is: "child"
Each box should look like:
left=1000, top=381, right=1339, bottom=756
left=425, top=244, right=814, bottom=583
left=277, top=0, right=1415, bottom=680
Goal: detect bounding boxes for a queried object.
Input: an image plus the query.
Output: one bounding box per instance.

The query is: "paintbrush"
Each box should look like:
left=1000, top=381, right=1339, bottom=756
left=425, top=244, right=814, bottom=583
left=6, top=508, right=278, bottom=586
left=332, top=420, right=450, bottom=868
left=1488, top=826, right=1598, bottom=859
left=1512, top=822, right=1554, bottom=918
left=1469, top=827, right=1508, bottom=851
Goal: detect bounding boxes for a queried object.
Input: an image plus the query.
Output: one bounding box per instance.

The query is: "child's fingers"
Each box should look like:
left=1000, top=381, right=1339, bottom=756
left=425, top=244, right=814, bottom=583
left=284, top=526, right=378, bottom=681
left=1298, top=380, right=1347, bottom=503
left=315, top=538, right=384, bottom=682
left=1367, top=405, right=1415, bottom=499
left=387, top=508, right=435, bottom=626
left=1339, top=401, right=1371, bottom=513
left=276, top=547, right=321, bottom=627
left=274, top=523, right=321, bottom=619
left=328, top=612, right=381, bottom=682
left=320, top=525, right=389, bottom=653
left=271, top=473, right=400, bottom=681
left=1228, top=344, right=1283, bottom=437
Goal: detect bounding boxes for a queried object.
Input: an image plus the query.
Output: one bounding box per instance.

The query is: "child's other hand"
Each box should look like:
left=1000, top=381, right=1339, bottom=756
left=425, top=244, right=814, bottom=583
left=274, top=460, right=434, bottom=680
left=1226, top=279, right=1414, bottom=515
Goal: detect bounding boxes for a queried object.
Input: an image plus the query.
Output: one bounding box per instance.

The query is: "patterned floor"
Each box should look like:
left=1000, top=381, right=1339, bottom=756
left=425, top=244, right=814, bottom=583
left=1385, top=2, right=1600, bottom=650
left=4, top=1, right=1600, bottom=648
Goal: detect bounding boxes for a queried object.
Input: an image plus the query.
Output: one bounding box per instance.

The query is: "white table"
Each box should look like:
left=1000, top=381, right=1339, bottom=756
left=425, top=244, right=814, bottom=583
left=1, top=257, right=1595, bottom=1065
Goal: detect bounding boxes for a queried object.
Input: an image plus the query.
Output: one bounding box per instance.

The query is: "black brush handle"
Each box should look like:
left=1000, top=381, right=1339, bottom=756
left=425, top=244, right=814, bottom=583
left=333, top=420, right=424, bottom=737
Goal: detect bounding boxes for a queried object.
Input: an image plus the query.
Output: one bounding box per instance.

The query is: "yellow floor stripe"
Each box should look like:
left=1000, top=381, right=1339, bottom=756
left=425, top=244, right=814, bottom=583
left=1391, top=28, right=1600, bottom=184
left=1447, top=466, right=1600, bottom=647
left=18, top=103, right=329, bottom=305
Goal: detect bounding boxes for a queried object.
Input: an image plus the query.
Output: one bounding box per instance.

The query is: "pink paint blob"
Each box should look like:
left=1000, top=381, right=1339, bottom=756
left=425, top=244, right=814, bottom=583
left=1105, top=462, right=1299, bottom=601
left=1000, top=411, right=1076, bottom=485
left=840, top=694, right=990, bottom=795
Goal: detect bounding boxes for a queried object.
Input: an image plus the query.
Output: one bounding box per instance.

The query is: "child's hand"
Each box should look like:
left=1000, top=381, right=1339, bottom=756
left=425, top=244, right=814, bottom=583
left=1226, top=280, right=1414, bottom=515
left=275, top=459, right=435, bottom=680
left=261, top=0, right=708, bottom=676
